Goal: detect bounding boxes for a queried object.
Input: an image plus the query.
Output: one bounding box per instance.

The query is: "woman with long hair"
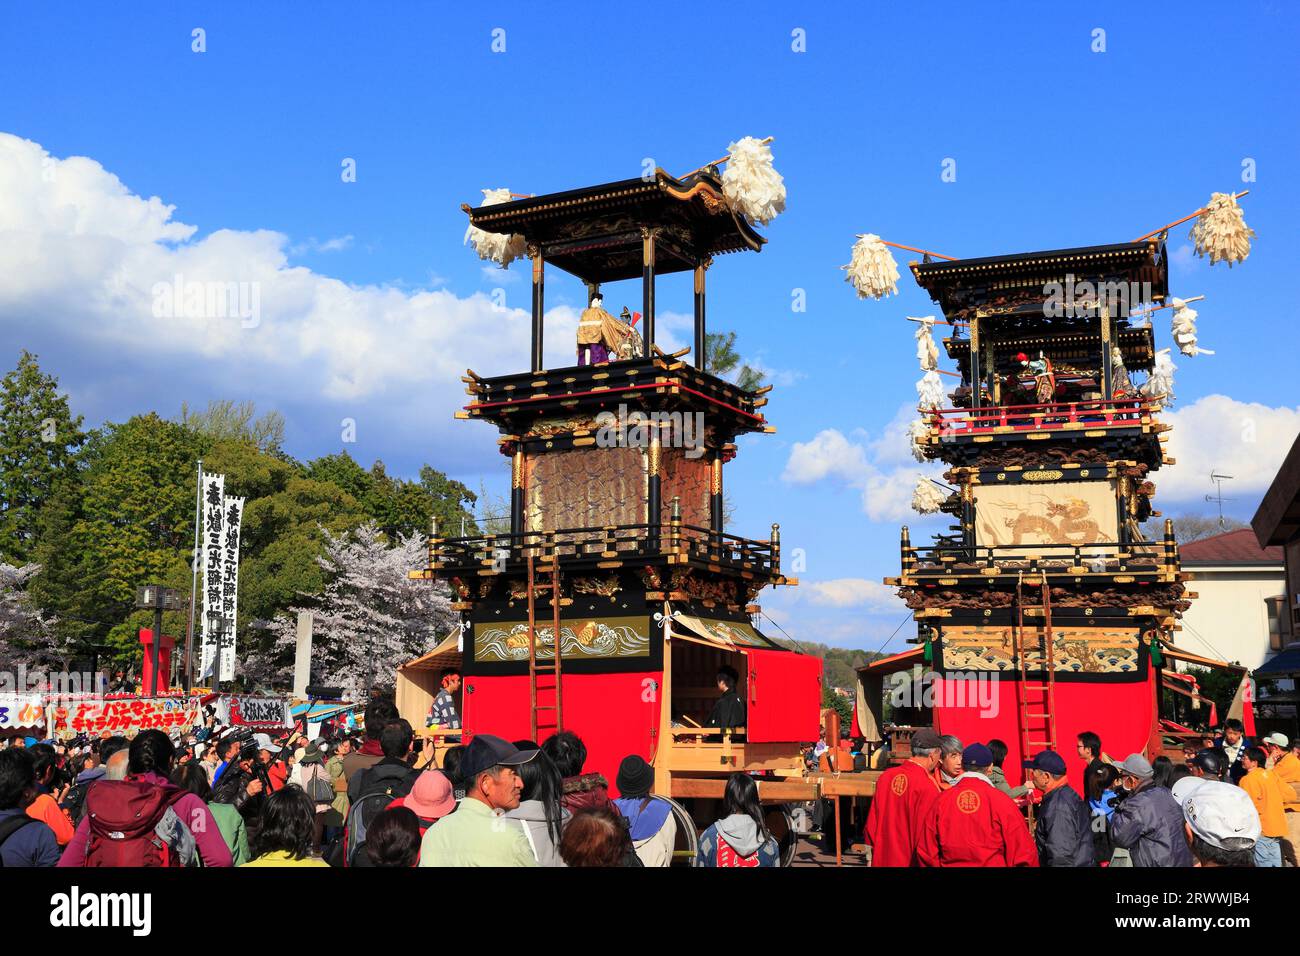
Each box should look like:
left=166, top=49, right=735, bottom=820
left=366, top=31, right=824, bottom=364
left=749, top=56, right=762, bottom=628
left=504, top=749, right=570, bottom=865
left=1151, top=755, right=1175, bottom=790
left=1084, top=762, right=1120, bottom=865
left=241, top=785, right=328, bottom=867
left=695, top=772, right=780, bottom=867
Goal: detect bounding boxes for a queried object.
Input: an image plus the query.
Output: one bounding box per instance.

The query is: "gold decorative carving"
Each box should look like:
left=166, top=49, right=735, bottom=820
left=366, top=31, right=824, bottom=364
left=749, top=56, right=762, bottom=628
left=1022, top=470, right=1064, bottom=481
left=572, top=575, right=622, bottom=598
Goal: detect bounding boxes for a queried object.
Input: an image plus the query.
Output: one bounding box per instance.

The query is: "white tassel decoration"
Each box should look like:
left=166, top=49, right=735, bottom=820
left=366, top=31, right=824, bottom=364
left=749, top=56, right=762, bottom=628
left=916, top=370, right=947, bottom=411
left=843, top=234, right=900, bottom=300
left=910, top=418, right=930, bottom=462
left=913, top=316, right=938, bottom=371
left=720, top=137, right=786, bottom=226
left=464, top=188, right=528, bottom=268
left=1189, top=192, right=1255, bottom=267
left=1170, top=298, right=1214, bottom=357
left=911, top=477, right=948, bottom=515
left=1142, top=348, right=1176, bottom=403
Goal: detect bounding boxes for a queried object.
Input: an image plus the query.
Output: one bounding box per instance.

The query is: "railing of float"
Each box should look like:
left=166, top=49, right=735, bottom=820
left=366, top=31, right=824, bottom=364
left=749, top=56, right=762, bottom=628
left=427, top=522, right=778, bottom=575
left=923, top=397, right=1155, bottom=437
left=904, top=537, right=1172, bottom=577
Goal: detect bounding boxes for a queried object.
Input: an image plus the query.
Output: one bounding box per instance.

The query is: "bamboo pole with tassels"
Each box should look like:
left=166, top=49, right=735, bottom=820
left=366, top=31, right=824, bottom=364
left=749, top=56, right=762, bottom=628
left=1134, top=191, right=1249, bottom=242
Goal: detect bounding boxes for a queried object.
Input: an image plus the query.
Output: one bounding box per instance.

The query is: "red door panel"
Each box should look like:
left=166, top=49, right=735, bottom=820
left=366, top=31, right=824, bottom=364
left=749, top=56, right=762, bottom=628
left=742, top=648, right=822, bottom=743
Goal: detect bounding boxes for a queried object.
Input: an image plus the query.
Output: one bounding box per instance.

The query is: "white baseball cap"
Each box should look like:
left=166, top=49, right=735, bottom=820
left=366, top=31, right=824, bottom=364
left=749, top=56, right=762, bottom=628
left=1171, top=776, right=1208, bottom=806
left=1179, top=780, right=1260, bottom=851
left=1263, top=732, right=1289, bottom=749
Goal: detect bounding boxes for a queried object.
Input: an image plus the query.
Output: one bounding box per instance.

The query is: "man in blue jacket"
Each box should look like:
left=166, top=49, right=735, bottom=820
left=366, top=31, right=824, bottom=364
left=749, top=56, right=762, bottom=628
left=1108, top=753, right=1194, bottom=867
left=1025, top=750, right=1094, bottom=866
left=0, top=749, right=61, bottom=867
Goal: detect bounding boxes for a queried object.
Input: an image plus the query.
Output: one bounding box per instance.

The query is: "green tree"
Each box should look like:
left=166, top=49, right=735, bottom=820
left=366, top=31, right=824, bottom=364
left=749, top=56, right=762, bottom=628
left=33, top=413, right=201, bottom=663
left=0, top=351, right=85, bottom=564
left=306, top=451, right=480, bottom=540
left=705, top=331, right=765, bottom=392
left=822, top=684, right=853, bottom=729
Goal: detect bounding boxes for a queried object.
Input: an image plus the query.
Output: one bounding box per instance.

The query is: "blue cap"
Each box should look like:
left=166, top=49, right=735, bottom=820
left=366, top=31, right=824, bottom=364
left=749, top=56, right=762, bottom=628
left=962, top=743, right=994, bottom=768
left=1023, top=750, right=1067, bottom=775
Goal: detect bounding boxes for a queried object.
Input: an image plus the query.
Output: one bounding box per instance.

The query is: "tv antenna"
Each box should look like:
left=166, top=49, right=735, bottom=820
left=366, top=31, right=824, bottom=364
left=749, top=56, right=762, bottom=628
left=1205, top=472, right=1234, bottom=529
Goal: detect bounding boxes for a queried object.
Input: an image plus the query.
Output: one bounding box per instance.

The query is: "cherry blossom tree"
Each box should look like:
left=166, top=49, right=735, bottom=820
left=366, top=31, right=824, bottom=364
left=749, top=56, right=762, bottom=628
left=242, top=523, right=454, bottom=702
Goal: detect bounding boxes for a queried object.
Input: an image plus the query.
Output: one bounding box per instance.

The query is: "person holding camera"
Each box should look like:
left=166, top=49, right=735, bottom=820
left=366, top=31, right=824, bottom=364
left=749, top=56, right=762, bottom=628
left=24, top=744, right=73, bottom=847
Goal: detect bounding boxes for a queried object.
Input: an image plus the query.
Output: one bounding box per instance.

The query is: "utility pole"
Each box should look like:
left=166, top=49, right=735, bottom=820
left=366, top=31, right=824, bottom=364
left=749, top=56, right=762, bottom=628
left=184, top=459, right=203, bottom=692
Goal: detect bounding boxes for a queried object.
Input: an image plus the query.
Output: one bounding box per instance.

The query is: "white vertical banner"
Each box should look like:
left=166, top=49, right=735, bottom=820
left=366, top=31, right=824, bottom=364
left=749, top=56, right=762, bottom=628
left=199, top=473, right=225, bottom=681
left=219, top=496, right=244, bottom=681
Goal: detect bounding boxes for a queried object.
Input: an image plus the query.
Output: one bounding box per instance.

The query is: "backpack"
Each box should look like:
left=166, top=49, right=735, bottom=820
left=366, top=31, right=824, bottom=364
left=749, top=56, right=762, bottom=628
left=83, top=779, right=190, bottom=867
left=62, top=782, right=92, bottom=826
left=354, top=762, right=416, bottom=802
left=0, top=815, right=36, bottom=867
left=302, top=764, right=334, bottom=804
left=342, top=792, right=399, bottom=867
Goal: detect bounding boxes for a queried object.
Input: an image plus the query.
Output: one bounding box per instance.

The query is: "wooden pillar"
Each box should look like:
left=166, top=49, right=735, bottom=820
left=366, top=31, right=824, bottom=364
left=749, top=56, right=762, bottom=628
left=709, top=451, right=724, bottom=534
left=530, top=245, right=545, bottom=372
left=510, top=447, right=525, bottom=537
left=693, top=259, right=709, bottom=370
left=961, top=481, right=975, bottom=550
left=647, top=432, right=661, bottom=550
left=985, top=336, right=998, bottom=405
left=968, top=315, right=982, bottom=410
left=641, top=227, right=657, bottom=357
left=1100, top=303, right=1113, bottom=399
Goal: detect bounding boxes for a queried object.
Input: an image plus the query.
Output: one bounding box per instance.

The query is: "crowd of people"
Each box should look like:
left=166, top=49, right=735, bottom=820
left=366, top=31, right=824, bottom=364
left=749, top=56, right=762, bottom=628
left=864, top=720, right=1300, bottom=868
left=0, top=692, right=785, bottom=868
left=4, top=682, right=1296, bottom=870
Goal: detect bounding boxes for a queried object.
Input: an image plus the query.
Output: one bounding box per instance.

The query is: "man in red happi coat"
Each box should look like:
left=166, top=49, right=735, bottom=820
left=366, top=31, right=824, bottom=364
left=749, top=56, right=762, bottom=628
left=864, top=728, right=943, bottom=867
left=916, top=743, right=1039, bottom=868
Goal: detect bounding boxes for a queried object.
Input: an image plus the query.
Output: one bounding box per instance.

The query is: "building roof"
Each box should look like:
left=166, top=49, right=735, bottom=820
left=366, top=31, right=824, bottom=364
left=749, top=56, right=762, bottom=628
left=462, top=169, right=764, bottom=284
left=1252, top=431, right=1300, bottom=548
left=909, top=240, right=1169, bottom=319
left=1179, top=528, right=1284, bottom=566
left=1255, top=645, right=1300, bottom=678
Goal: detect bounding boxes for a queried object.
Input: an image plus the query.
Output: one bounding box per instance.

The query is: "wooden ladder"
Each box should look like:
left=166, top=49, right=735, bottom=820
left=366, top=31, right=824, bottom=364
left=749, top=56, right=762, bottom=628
left=1014, top=571, right=1059, bottom=759
left=526, top=553, right=563, bottom=742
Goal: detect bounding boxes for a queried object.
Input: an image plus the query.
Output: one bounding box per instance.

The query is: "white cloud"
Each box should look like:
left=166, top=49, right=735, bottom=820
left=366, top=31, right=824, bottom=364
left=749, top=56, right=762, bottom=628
left=1159, top=394, right=1300, bottom=501
left=782, top=429, right=868, bottom=484
left=315, top=235, right=354, bottom=253
left=782, top=405, right=944, bottom=521
left=0, top=132, right=560, bottom=415
left=802, top=577, right=902, bottom=611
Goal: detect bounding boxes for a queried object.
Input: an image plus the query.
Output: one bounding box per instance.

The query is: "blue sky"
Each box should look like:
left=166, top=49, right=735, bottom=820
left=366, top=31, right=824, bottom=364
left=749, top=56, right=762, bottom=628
left=1, top=1, right=1297, bottom=652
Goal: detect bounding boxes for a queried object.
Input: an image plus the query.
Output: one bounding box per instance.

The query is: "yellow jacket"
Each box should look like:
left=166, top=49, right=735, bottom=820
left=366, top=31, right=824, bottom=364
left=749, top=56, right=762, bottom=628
left=240, top=850, right=330, bottom=867
left=1271, top=751, right=1300, bottom=788
left=1240, top=768, right=1289, bottom=837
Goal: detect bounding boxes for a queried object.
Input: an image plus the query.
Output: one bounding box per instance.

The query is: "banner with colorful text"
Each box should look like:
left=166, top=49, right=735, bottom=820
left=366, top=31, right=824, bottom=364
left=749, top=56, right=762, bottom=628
left=62, top=696, right=205, bottom=738
left=217, top=694, right=290, bottom=729
left=0, top=694, right=46, bottom=731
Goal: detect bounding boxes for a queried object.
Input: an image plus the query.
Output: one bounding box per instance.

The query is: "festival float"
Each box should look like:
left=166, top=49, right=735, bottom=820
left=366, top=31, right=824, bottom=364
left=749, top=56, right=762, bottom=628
left=409, top=142, right=834, bottom=859
left=848, top=194, right=1257, bottom=794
